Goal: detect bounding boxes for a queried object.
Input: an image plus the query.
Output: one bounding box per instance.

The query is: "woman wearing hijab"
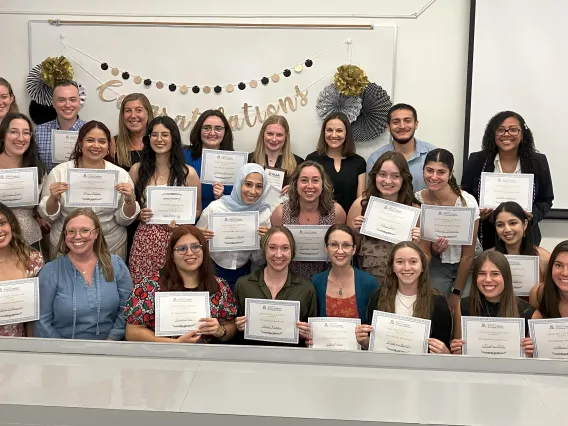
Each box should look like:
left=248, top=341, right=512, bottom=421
left=196, top=163, right=271, bottom=289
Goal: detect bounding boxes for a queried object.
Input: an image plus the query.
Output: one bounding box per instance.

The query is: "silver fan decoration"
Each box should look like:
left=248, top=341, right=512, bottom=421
left=352, top=83, right=392, bottom=142
left=77, top=82, right=87, bottom=105
left=26, top=64, right=53, bottom=106
left=316, top=84, right=362, bottom=123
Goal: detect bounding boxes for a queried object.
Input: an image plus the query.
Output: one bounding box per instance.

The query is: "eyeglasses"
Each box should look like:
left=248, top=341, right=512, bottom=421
left=150, top=132, right=171, bottom=139
left=495, top=127, right=521, bottom=136
left=326, top=242, right=354, bottom=252
left=173, top=243, right=203, bottom=255
left=65, top=228, right=97, bottom=238
left=8, top=129, right=31, bottom=138
left=201, top=125, right=225, bottom=133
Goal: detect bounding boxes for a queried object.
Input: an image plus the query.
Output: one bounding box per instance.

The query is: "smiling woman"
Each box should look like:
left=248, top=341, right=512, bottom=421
left=0, top=78, right=18, bottom=124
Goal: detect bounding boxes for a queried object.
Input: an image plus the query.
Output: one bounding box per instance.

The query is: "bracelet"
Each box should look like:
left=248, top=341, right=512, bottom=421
left=218, top=324, right=227, bottom=339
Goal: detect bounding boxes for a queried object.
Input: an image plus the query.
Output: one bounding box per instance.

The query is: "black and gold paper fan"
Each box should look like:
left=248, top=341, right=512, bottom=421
left=352, top=83, right=392, bottom=142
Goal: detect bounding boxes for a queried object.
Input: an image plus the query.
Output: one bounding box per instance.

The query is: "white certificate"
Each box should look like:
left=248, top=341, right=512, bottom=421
left=420, top=205, right=476, bottom=246
left=208, top=211, right=260, bottom=252
left=505, top=255, right=539, bottom=297
left=66, top=168, right=119, bottom=208
left=285, top=225, right=330, bottom=262
left=529, top=318, right=568, bottom=360
left=146, top=186, right=197, bottom=224
left=261, top=185, right=285, bottom=212
left=244, top=298, right=300, bottom=344
left=360, top=196, right=420, bottom=244
left=265, top=167, right=286, bottom=191
left=154, top=291, right=210, bottom=337
left=309, top=317, right=361, bottom=351
left=462, top=316, right=525, bottom=358
left=0, top=278, right=40, bottom=326
left=369, top=311, right=431, bottom=355
left=480, top=172, right=534, bottom=212
left=51, top=129, right=79, bottom=164
left=200, top=149, right=249, bottom=185
left=0, top=167, right=39, bottom=207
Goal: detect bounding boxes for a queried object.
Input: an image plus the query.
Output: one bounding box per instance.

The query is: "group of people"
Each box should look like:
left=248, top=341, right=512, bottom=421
left=0, top=76, right=565, bottom=357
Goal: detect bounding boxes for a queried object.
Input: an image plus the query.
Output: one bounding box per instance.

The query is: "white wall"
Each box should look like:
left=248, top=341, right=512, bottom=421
left=1, top=0, right=566, bottom=250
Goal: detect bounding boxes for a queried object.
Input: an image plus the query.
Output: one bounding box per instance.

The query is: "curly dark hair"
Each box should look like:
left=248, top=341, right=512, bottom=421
left=481, top=111, right=537, bottom=172
left=135, top=116, right=188, bottom=205
left=186, top=109, right=234, bottom=158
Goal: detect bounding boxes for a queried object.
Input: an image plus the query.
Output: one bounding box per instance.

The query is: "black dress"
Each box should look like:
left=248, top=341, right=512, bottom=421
left=305, top=152, right=366, bottom=214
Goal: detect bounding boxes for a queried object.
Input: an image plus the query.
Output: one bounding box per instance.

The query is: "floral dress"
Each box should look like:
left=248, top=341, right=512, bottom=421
left=128, top=223, right=172, bottom=285
left=0, top=250, right=44, bottom=337
left=124, top=272, right=238, bottom=343
left=282, top=201, right=336, bottom=280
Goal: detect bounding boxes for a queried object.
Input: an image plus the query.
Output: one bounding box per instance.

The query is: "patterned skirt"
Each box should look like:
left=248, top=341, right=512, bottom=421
left=129, top=223, right=172, bottom=285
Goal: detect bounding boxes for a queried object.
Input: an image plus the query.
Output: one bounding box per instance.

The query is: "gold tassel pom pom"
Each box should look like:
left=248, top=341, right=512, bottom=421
left=40, top=56, right=74, bottom=88
left=334, top=64, right=369, bottom=97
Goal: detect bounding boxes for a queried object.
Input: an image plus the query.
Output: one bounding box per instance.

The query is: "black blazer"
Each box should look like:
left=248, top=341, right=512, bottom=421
left=461, top=150, right=554, bottom=249
left=365, top=289, right=452, bottom=350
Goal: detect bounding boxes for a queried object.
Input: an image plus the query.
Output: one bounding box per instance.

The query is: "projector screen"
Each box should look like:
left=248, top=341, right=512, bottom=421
left=464, top=0, right=566, bottom=218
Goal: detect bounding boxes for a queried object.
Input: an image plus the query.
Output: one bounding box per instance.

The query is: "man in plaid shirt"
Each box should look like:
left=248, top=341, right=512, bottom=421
left=35, top=80, right=86, bottom=172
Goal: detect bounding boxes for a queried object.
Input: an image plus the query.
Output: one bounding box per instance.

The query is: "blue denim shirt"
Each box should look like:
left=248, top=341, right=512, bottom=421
left=35, top=255, right=132, bottom=340
left=366, top=138, right=436, bottom=192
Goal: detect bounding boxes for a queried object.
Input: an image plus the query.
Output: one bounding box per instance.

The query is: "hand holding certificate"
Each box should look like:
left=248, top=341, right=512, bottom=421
left=66, top=169, right=119, bottom=208
left=505, top=255, right=539, bottom=296
left=208, top=211, right=260, bottom=252
left=51, top=130, right=79, bottom=164
left=309, top=317, right=361, bottom=351
left=480, top=172, right=534, bottom=211
left=245, top=298, right=300, bottom=344
left=155, top=292, right=210, bottom=337
left=0, top=278, right=39, bottom=326
left=146, top=186, right=197, bottom=224
left=462, top=316, right=525, bottom=358
left=420, top=205, right=476, bottom=246
left=285, top=225, right=330, bottom=261
left=369, top=311, right=431, bottom=354
left=0, top=167, right=39, bottom=207
left=529, top=318, right=568, bottom=359
left=200, top=149, right=248, bottom=185
left=360, top=197, right=420, bottom=244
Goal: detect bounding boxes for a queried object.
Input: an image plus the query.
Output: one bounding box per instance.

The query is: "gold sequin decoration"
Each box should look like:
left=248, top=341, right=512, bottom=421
left=111, top=68, right=119, bottom=76
left=294, top=64, right=303, bottom=73
left=271, top=74, right=280, bottom=83
left=180, top=85, right=188, bottom=94
left=250, top=80, right=258, bottom=88
left=156, top=81, right=164, bottom=89
left=226, top=84, right=234, bottom=93
left=203, top=86, right=211, bottom=94
left=134, top=76, right=142, bottom=84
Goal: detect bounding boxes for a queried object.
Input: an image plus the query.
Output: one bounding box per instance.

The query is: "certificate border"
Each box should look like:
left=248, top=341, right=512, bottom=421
left=369, top=310, right=431, bottom=354
left=265, top=166, right=286, bottom=191
left=244, top=298, right=300, bottom=344
left=199, top=149, right=249, bottom=185
left=146, top=186, right=198, bottom=225
left=155, top=291, right=211, bottom=337
left=528, top=317, right=568, bottom=359
left=0, top=167, right=39, bottom=207
left=479, top=172, right=534, bottom=212
left=504, top=255, right=539, bottom=297
left=420, top=204, right=476, bottom=246
left=360, top=196, right=420, bottom=244
left=51, top=129, right=79, bottom=164
left=65, top=168, right=119, bottom=208
left=461, top=316, right=525, bottom=358
left=0, top=277, right=39, bottom=326
left=308, top=317, right=361, bottom=351
left=284, top=224, right=331, bottom=262
left=208, top=211, right=260, bottom=252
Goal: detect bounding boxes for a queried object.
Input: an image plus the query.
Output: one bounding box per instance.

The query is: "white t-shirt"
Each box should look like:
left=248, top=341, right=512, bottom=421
left=394, top=291, right=417, bottom=317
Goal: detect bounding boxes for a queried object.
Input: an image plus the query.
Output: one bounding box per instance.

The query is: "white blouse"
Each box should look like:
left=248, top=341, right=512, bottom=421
left=395, top=291, right=416, bottom=317
left=196, top=199, right=271, bottom=270
left=38, top=160, right=140, bottom=251
left=415, top=189, right=481, bottom=264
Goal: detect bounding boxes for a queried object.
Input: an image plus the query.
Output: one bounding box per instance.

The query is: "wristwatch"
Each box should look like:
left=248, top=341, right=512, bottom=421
left=451, top=286, right=463, bottom=296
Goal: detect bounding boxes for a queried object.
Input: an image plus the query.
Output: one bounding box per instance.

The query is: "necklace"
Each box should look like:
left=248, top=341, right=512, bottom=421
left=300, top=210, right=318, bottom=222
left=396, top=292, right=415, bottom=310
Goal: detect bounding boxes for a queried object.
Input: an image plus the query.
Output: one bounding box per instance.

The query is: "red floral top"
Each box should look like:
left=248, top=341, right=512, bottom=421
left=0, top=250, right=44, bottom=338
left=326, top=294, right=359, bottom=319
left=124, top=272, right=238, bottom=343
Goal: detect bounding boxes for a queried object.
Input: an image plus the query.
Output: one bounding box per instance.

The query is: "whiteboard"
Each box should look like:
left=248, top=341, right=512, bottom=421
left=467, top=0, right=567, bottom=213
left=29, top=21, right=396, bottom=162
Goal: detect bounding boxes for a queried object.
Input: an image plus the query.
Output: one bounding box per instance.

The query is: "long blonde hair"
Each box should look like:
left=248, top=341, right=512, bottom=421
left=251, top=115, right=297, bottom=175
left=57, top=208, right=114, bottom=282
left=115, top=93, right=153, bottom=168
